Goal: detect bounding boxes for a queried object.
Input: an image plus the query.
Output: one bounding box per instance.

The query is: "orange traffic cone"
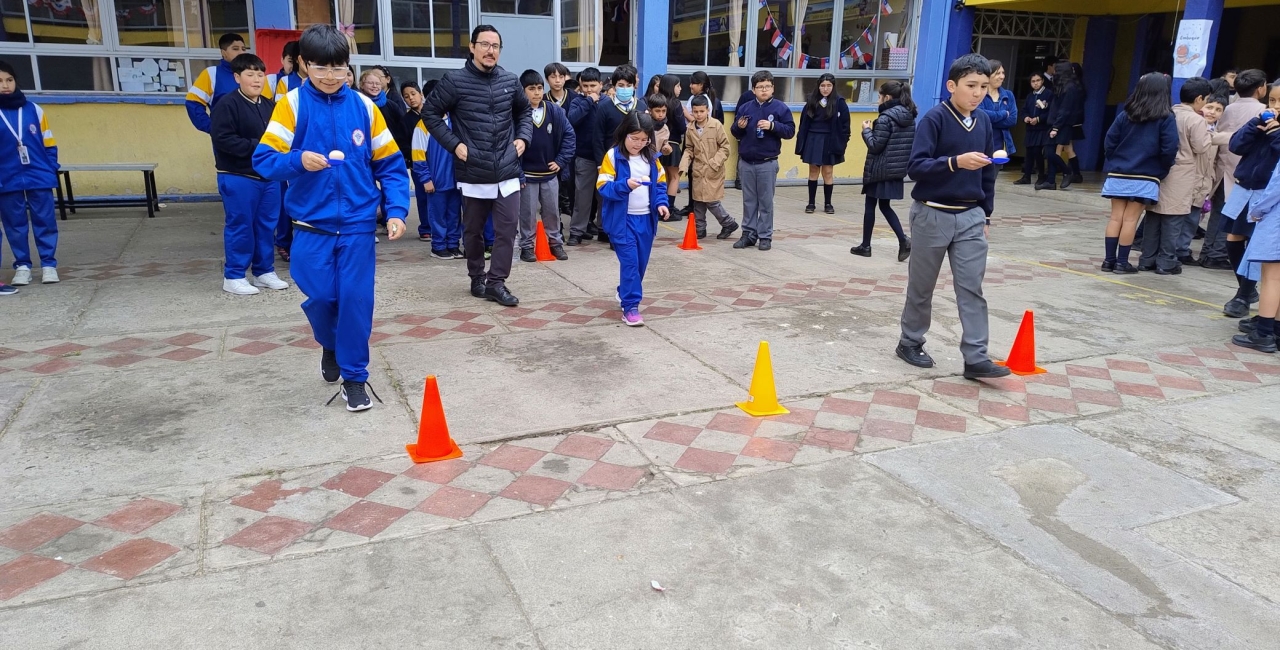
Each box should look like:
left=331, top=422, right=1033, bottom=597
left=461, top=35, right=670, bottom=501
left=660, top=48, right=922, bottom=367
left=996, top=310, right=1047, bottom=375
left=677, top=213, right=702, bottom=250
left=406, top=375, right=464, bottom=463
left=736, top=341, right=790, bottom=417
left=534, top=222, right=556, bottom=262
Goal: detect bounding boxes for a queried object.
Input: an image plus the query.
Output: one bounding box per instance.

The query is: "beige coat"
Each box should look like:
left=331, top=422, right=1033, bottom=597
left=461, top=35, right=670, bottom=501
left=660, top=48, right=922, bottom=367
left=1152, top=104, right=1213, bottom=215
left=679, top=118, right=730, bottom=202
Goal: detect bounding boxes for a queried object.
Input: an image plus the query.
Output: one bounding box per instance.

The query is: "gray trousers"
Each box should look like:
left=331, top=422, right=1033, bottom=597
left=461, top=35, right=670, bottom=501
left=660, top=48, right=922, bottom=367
left=519, top=178, right=563, bottom=250
left=463, top=191, right=519, bottom=288
left=899, top=203, right=991, bottom=365
left=692, top=200, right=736, bottom=232
left=570, top=156, right=598, bottom=237
left=739, top=159, right=778, bottom=240
left=1139, top=211, right=1184, bottom=271
left=1202, top=186, right=1229, bottom=261
left=1175, top=207, right=1202, bottom=259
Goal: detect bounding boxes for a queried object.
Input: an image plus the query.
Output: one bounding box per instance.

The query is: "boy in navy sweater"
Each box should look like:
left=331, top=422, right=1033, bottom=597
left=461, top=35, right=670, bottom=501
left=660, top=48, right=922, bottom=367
left=730, top=70, right=795, bottom=251
left=210, top=53, right=287, bottom=296
left=567, top=67, right=602, bottom=245
left=518, top=69, right=576, bottom=262
left=897, top=54, right=1009, bottom=380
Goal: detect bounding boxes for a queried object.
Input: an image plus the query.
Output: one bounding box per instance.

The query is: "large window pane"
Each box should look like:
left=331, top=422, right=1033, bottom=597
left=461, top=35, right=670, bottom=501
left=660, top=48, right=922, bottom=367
left=39, top=55, right=113, bottom=90
left=0, top=54, right=35, bottom=89
left=839, top=0, right=875, bottom=70
left=30, top=0, right=103, bottom=45
left=479, top=0, right=549, bottom=14
left=795, top=0, right=832, bottom=69
left=116, top=55, right=189, bottom=92
left=432, top=0, right=468, bottom=59
left=115, top=0, right=184, bottom=48
left=873, top=0, right=912, bottom=71
left=754, top=0, right=791, bottom=68
left=561, top=0, right=596, bottom=63
left=187, top=0, right=252, bottom=50
left=391, top=0, right=432, bottom=57
left=1, top=0, right=31, bottom=44
left=706, top=0, right=745, bottom=67
left=668, top=0, right=704, bottom=66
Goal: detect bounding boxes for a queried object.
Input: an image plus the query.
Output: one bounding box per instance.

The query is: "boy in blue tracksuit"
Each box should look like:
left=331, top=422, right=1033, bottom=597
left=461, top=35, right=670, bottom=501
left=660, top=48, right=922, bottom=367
left=253, top=25, right=410, bottom=412
left=211, top=53, right=286, bottom=296
left=411, top=116, right=463, bottom=259
left=186, top=33, right=249, bottom=133
left=0, top=61, right=59, bottom=291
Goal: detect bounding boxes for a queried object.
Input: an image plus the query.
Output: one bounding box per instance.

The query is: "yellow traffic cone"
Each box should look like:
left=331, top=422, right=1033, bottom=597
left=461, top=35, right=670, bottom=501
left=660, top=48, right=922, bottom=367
left=736, top=341, right=790, bottom=417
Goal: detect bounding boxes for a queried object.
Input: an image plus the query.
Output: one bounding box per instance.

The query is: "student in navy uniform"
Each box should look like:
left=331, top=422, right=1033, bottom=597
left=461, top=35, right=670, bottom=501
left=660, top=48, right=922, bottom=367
left=517, top=69, right=575, bottom=263
left=853, top=80, right=915, bottom=262
left=253, top=24, right=410, bottom=412
left=566, top=67, right=603, bottom=245
left=412, top=116, right=464, bottom=260
left=656, top=74, right=687, bottom=220
left=730, top=70, right=795, bottom=252
left=796, top=72, right=851, bottom=215
left=211, top=54, right=287, bottom=296
left=186, top=33, right=249, bottom=133
left=1015, top=71, right=1053, bottom=186
left=1220, top=79, right=1280, bottom=319
left=896, top=54, right=1009, bottom=380
left=0, top=61, right=59, bottom=290
left=544, top=63, right=576, bottom=219
left=1044, top=61, right=1084, bottom=190
left=1099, top=73, right=1179, bottom=274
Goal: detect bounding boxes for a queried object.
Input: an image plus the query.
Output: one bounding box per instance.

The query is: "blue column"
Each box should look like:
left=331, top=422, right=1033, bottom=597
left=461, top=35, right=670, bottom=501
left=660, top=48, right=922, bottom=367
left=913, top=0, right=956, bottom=108
left=1128, top=15, right=1154, bottom=95
left=941, top=7, right=974, bottom=100
left=1170, top=0, right=1224, bottom=99
left=1078, top=16, right=1116, bottom=171
left=634, top=0, right=670, bottom=80
left=252, top=0, right=292, bottom=30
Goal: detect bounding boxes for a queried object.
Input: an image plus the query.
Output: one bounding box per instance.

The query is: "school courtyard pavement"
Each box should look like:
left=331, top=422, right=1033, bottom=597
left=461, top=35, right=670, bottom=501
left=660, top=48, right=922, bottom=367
left=1, top=177, right=1279, bottom=649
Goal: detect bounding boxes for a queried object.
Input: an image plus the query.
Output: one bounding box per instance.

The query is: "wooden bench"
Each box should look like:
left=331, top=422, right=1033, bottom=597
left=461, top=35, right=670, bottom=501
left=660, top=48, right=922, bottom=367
left=56, top=163, right=160, bottom=220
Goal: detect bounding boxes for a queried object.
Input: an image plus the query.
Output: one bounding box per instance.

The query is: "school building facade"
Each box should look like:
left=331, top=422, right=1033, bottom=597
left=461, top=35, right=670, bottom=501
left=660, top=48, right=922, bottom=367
left=13, top=0, right=1264, bottom=197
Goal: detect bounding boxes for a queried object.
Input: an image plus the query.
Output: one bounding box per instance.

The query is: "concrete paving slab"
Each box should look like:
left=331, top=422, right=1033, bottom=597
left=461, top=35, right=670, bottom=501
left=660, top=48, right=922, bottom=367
left=2, top=218, right=138, bottom=267
left=1142, top=386, right=1280, bottom=464
left=479, top=455, right=1160, bottom=649
left=0, top=283, right=97, bottom=342
left=382, top=325, right=745, bottom=443
left=70, top=274, right=306, bottom=337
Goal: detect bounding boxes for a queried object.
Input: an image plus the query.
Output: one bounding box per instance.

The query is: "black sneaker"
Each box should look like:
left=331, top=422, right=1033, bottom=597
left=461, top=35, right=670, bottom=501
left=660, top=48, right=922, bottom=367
left=1231, top=332, right=1277, bottom=353
left=1239, top=316, right=1258, bottom=333
left=321, top=349, right=340, bottom=384
left=964, top=360, right=1013, bottom=380
left=824, top=204, right=835, bottom=214
left=484, top=284, right=520, bottom=307
left=332, top=380, right=382, bottom=412
left=450, top=248, right=465, bottom=260
left=567, top=235, right=582, bottom=246
left=1013, top=175, right=1033, bottom=185
left=896, top=344, right=934, bottom=368
left=1223, top=297, right=1249, bottom=318
left=470, top=277, right=485, bottom=298
left=758, top=238, right=772, bottom=251
left=717, top=223, right=739, bottom=240
left=520, top=248, right=537, bottom=263
left=850, top=244, right=872, bottom=257
left=897, top=238, right=911, bottom=262
left=804, top=204, right=816, bottom=214
left=430, top=249, right=452, bottom=260
left=732, top=233, right=758, bottom=249
left=550, top=245, right=568, bottom=260
left=1112, top=262, right=1139, bottom=274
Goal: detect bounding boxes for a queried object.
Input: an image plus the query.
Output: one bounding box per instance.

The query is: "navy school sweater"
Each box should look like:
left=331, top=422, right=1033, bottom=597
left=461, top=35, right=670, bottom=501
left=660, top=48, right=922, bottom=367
left=567, top=91, right=598, bottom=161
left=211, top=90, right=276, bottom=179
left=729, top=97, right=796, bottom=162
left=521, top=102, right=577, bottom=183
left=1101, top=110, right=1179, bottom=182
left=1228, top=116, right=1280, bottom=191
left=908, top=101, right=997, bottom=217
left=595, top=97, right=648, bottom=164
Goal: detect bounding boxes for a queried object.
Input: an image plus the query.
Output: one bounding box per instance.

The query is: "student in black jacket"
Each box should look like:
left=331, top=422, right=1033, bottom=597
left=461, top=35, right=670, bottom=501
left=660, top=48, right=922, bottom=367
left=797, top=73, right=851, bottom=214
left=1044, top=62, right=1084, bottom=190
left=853, top=80, right=914, bottom=261
left=1016, top=71, right=1053, bottom=186
left=210, top=53, right=287, bottom=295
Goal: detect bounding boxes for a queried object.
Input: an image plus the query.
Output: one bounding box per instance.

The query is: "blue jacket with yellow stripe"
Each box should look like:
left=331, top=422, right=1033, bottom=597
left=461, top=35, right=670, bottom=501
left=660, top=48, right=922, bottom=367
left=252, top=81, right=410, bottom=235
left=0, top=92, right=58, bottom=192
left=595, top=146, right=668, bottom=235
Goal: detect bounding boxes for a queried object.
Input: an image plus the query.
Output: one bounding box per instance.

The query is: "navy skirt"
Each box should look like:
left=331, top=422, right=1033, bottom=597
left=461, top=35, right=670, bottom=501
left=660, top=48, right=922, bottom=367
left=801, top=132, right=842, bottom=166
left=862, top=179, right=904, bottom=200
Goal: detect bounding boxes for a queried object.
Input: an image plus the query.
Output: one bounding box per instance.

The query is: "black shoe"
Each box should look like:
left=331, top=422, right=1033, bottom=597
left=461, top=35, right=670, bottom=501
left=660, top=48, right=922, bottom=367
left=550, top=245, right=568, bottom=261
left=1194, top=226, right=1206, bottom=240
left=321, top=349, right=340, bottom=384
left=597, top=232, right=610, bottom=244
left=484, top=284, right=520, bottom=307
left=1248, top=289, right=1260, bottom=304
left=1223, top=297, right=1249, bottom=318
left=1034, top=181, right=1058, bottom=191
left=757, top=238, right=772, bottom=251
left=1137, top=263, right=1156, bottom=272
left=717, top=223, right=739, bottom=240
left=470, top=277, right=485, bottom=298
left=450, top=248, right=465, bottom=259
left=1070, top=173, right=1085, bottom=184
left=430, top=249, right=452, bottom=260
left=1178, top=255, right=1197, bottom=266
left=1201, top=257, right=1234, bottom=270
left=331, top=380, right=382, bottom=412
left=696, top=230, right=707, bottom=239
left=1239, top=316, right=1257, bottom=333
left=732, top=234, right=758, bottom=249
left=1153, top=266, right=1182, bottom=275
left=804, top=204, right=816, bottom=214
left=850, top=244, right=872, bottom=257
left=1059, top=174, right=1073, bottom=190
left=567, top=235, right=582, bottom=246
left=1101, top=260, right=1115, bottom=272
left=898, top=238, right=911, bottom=262
left=520, top=248, right=537, bottom=263
left=963, top=360, right=1013, bottom=380
left=1013, top=175, right=1033, bottom=185
left=824, top=204, right=835, bottom=214
left=1112, top=262, right=1138, bottom=274
left=896, top=344, right=935, bottom=369
left=1232, top=331, right=1278, bottom=353
left=666, top=211, right=684, bottom=222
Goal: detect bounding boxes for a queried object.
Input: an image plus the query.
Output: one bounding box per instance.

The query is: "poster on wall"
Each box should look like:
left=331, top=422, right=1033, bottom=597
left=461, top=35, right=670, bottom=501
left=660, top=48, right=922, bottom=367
left=1173, top=19, right=1212, bottom=78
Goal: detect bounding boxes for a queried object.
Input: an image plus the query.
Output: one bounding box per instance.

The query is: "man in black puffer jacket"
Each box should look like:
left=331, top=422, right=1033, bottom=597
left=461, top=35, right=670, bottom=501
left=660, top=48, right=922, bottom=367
left=422, top=25, right=533, bottom=307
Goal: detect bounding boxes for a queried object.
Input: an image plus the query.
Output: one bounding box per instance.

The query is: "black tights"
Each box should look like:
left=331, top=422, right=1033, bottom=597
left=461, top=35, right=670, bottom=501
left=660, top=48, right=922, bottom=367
left=1023, top=145, right=1046, bottom=179
left=1045, top=144, right=1069, bottom=176
left=862, top=196, right=906, bottom=247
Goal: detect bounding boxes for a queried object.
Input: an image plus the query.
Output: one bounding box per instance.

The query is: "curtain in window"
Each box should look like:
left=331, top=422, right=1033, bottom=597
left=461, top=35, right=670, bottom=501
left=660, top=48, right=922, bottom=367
left=83, top=0, right=102, bottom=45
left=792, top=0, right=807, bottom=68
left=339, top=0, right=358, bottom=52
left=726, top=0, right=742, bottom=98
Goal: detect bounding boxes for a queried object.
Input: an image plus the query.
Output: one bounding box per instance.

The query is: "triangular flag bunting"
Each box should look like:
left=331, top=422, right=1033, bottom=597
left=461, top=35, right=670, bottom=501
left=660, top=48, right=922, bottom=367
left=763, top=15, right=773, bottom=31
left=770, top=29, right=784, bottom=47
left=778, top=41, right=792, bottom=60
left=881, top=0, right=892, bottom=14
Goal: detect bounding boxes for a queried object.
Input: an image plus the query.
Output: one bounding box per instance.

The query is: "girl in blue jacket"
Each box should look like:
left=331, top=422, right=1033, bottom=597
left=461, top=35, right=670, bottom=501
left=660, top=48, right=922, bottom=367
left=977, top=60, right=1018, bottom=164
left=0, top=60, right=59, bottom=290
left=596, top=111, right=671, bottom=327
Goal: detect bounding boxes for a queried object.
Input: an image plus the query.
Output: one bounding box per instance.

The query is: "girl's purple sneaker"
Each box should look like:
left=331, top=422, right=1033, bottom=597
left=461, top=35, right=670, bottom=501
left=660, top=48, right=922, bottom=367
left=622, top=308, right=644, bottom=327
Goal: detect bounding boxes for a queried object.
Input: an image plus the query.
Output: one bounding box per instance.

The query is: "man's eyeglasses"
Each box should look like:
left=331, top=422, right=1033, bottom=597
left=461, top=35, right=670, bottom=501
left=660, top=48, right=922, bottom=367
left=473, top=41, right=502, bottom=52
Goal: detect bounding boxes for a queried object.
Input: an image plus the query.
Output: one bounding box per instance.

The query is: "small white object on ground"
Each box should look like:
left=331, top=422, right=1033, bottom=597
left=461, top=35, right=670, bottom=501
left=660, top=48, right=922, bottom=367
left=650, top=580, right=665, bottom=592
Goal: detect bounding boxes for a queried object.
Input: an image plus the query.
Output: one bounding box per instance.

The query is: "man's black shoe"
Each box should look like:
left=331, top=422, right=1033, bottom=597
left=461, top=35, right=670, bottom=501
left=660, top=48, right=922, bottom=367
left=758, top=238, right=772, bottom=251
left=963, top=360, right=1013, bottom=380
left=470, top=277, right=485, bottom=298
left=717, top=223, right=739, bottom=240
left=732, top=233, right=758, bottom=249
left=566, top=235, right=582, bottom=246
left=1232, top=331, right=1277, bottom=353
left=1224, top=297, right=1249, bottom=318
left=896, top=344, right=934, bottom=368
left=550, top=245, right=568, bottom=260
left=321, top=349, right=340, bottom=384
left=484, top=284, right=520, bottom=307
left=519, top=248, right=537, bottom=263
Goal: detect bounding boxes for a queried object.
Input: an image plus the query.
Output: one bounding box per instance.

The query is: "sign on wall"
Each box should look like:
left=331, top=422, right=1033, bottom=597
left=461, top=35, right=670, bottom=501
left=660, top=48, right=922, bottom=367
left=1173, top=19, right=1212, bottom=78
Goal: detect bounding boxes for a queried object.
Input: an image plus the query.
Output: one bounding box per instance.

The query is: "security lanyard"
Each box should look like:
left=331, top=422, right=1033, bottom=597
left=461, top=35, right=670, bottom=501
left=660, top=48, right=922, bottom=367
left=0, top=108, right=30, bottom=165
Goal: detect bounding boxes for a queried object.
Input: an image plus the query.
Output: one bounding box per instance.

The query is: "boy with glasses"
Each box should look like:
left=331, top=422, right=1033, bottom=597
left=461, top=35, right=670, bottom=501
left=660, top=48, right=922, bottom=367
left=730, top=71, right=794, bottom=251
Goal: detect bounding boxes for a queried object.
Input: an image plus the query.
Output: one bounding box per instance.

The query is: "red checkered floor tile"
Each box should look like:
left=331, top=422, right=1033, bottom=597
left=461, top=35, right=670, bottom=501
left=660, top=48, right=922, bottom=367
left=706, top=276, right=907, bottom=309
left=0, top=331, right=222, bottom=378
left=993, top=212, right=1103, bottom=228
left=1155, top=342, right=1280, bottom=386
left=1039, top=256, right=1109, bottom=274
left=493, top=291, right=731, bottom=330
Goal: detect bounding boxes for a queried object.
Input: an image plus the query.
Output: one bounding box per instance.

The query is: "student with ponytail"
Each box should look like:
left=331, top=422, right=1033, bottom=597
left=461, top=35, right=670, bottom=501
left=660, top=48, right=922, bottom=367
left=853, top=80, right=915, bottom=261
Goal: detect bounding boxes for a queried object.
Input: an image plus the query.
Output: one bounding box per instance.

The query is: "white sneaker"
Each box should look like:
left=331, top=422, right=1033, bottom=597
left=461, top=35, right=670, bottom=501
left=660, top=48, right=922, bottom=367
left=11, top=266, right=31, bottom=286
left=41, top=268, right=59, bottom=284
left=222, top=278, right=260, bottom=295
left=253, top=272, right=289, bottom=290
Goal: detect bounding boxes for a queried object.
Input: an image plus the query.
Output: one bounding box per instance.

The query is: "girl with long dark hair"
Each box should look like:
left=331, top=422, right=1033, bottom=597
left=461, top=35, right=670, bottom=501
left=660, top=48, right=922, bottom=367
left=796, top=73, right=851, bottom=214
left=657, top=74, right=687, bottom=216
left=1016, top=71, right=1053, bottom=186
left=687, top=71, right=724, bottom=124
left=1100, top=72, right=1179, bottom=273
left=853, top=80, right=915, bottom=261
left=1044, top=61, right=1084, bottom=190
